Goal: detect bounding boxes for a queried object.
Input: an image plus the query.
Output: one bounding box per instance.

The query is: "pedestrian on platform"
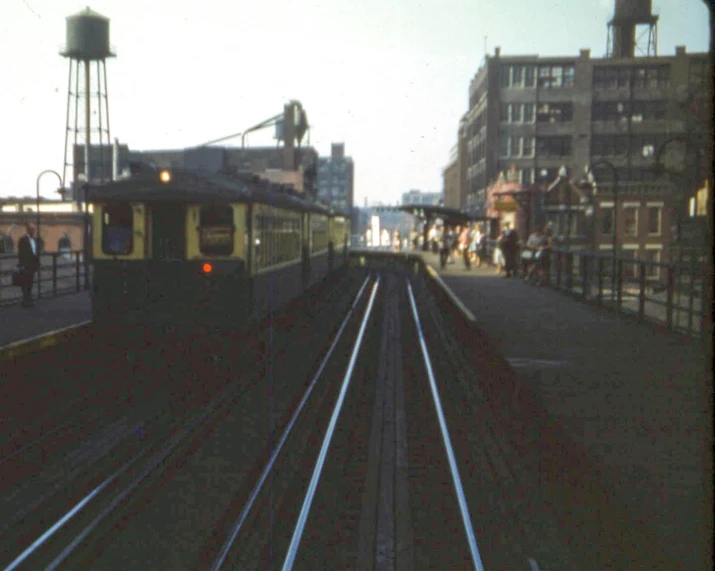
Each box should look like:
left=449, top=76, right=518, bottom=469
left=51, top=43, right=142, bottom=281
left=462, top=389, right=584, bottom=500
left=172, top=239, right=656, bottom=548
left=17, top=222, right=40, bottom=307
left=493, top=233, right=505, bottom=274
left=459, top=226, right=471, bottom=269
left=477, top=228, right=488, bottom=267
left=499, top=222, right=519, bottom=278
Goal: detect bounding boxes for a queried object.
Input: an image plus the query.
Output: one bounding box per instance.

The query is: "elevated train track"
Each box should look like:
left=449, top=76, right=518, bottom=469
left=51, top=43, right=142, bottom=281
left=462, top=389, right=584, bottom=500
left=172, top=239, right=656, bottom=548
left=1, top=248, right=687, bottom=568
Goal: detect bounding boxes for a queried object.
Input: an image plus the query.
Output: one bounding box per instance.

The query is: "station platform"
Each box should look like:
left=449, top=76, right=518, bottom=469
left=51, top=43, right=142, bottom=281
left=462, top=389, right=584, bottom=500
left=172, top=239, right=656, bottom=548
left=417, top=250, right=711, bottom=568
left=0, top=291, right=91, bottom=352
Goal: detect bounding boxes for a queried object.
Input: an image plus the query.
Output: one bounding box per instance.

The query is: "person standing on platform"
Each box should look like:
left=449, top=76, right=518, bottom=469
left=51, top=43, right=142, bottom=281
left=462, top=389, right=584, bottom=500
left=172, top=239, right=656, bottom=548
left=499, top=222, right=519, bottom=278
left=459, top=226, right=471, bottom=269
left=17, top=222, right=40, bottom=307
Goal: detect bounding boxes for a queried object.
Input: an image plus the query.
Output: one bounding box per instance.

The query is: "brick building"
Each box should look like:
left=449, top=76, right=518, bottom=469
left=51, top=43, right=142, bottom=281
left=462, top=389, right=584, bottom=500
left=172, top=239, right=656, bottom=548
left=0, top=199, right=86, bottom=254
left=455, top=0, right=710, bottom=264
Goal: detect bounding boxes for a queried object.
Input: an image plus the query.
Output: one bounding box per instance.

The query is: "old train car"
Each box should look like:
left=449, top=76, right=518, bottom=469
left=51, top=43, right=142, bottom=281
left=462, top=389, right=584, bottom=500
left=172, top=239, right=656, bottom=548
left=88, top=168, right=349, bottom=331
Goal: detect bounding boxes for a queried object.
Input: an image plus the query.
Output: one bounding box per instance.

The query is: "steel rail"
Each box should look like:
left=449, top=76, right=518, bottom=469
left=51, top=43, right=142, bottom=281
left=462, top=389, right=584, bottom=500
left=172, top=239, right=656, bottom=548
left=4, top=444, right=151, bottom=571
left=281, top=276, right=381, bottom=571
left=211, top=275, right=372, bottom=570
left=43, top=368, right=258, bottom=571
left=0, top=418, right=76, bottom=467
left=406, top=280, right=484, bottom=571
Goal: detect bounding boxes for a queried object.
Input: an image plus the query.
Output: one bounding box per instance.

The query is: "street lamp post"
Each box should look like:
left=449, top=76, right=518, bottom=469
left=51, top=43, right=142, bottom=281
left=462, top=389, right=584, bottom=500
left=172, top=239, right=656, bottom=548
left=588, top=160, right=619, bottom=299
left=35, top=170, right=65, bottom=299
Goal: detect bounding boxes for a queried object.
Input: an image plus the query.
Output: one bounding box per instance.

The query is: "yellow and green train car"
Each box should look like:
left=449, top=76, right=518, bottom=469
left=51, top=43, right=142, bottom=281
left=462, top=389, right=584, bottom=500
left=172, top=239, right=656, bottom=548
left=88, top=169, right=349, bottom=331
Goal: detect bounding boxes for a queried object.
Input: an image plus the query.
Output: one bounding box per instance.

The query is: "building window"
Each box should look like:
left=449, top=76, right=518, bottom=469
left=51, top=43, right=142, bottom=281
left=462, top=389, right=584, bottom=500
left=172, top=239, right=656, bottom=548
left=622, top=248, right=639, bottom=279
left=538, top=64, right=574, bottom=88
left=644, top=248, right=661, bottom=278
left=522, top=136, right=534, bottom=156
left=563, top=66, right=575, bottom=87
left=524, top=65, right=536, bottom=87
left=512, top=66, right=523, bottom=87
left=600, top=206, right=614, bottom=234
left=633, top=65, right=670, bottom=89
left=510, top=136, right=521, bottom=157
left=520, top=168, right=533, bottom=184
left=500, top=103, right=509, bottom=122
left=523, top=103, right=535, bottom=122
left=591, top=135, right=629, bottom=156
left=500, top=66, right=511, bottom=88
left=595, top=66, right=631, bottom=89
left=511, top=103, right=522, bottom=122
left=593, top=67, right=607, bottom=90
left=537, top=102, right=573, bottom=123
left=499, top=136, right=509, bottom=158
left=647, top=206, right=662, bottom=235
left=536, top=136, right=572, bottom=157
left=624, top=206, right=639, bottom=237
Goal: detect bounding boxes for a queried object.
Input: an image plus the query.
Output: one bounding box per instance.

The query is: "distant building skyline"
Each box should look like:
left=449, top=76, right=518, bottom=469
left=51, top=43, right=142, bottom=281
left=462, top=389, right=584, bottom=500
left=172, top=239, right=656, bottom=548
left=402, top=189, right=443, bottom=206
left=317, top=143, right=354, bottom=212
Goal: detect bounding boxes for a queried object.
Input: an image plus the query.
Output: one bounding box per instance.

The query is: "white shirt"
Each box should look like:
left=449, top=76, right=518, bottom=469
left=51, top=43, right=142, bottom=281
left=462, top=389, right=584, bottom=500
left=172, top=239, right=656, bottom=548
left=25, top=234, right=37, bottom=255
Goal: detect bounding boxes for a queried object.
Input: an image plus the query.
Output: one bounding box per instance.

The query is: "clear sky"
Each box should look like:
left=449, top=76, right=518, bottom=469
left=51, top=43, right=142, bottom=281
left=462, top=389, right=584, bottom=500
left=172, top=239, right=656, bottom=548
left=1, top=0, right=709, bottom=205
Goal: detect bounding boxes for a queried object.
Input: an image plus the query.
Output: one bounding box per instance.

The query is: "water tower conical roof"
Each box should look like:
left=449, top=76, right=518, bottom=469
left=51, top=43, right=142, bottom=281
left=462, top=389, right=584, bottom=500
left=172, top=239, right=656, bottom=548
left=68, top=6, right=109, bottom=20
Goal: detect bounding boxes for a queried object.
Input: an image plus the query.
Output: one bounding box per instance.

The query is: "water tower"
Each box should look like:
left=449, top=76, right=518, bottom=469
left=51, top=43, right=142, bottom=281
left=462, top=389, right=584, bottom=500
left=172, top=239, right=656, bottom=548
left=60, top=7, right=115, bottom=194
left=606, top=0, right=658, bottom=58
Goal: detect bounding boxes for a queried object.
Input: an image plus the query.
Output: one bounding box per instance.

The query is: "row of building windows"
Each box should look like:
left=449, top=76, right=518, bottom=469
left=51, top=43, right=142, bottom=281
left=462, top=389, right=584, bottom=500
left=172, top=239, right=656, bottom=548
left=467, top=112, right=487, bottom=139
left=500, top=135, right=572, bottom=158
left=591, top=133, right=669, bottom=158
left=501, top=102, right=574, bottom=124
left=502, top=63, right=673, bottom=91
left=592, top=166, right=661, bottom=182
left=593, top=65, right=671, bottom=90
left=500, top=64, right=576, bottom=89
left=497, top=99, right=666, bottom=124
left=499, top=136, right=535, bottom=158
left=494, top=166, right=564, bottom=185
left=592, top=100, right=667, bottom=122
left=598, top=204, right=662, bottom=236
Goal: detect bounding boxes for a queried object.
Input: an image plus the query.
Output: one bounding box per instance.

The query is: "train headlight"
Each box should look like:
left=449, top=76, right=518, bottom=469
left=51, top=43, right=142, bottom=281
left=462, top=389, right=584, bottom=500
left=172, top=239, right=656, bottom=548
left=159, top=170, right=172, bottom=183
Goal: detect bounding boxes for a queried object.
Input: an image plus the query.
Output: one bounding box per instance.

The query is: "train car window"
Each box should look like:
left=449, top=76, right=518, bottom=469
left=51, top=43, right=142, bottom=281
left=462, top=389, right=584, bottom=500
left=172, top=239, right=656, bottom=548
left=311, top=215, right=329, bottom=253
left=102, top=204, right=133, bottom=255
left=199, top=205, right=234, bottom=256
left=254, top=207, right=302, bottom=270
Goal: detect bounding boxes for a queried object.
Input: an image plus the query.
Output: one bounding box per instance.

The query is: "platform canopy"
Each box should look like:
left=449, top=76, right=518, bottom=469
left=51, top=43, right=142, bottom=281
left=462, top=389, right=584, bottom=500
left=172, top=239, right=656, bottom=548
left=376, top=204, right=493, bottom=227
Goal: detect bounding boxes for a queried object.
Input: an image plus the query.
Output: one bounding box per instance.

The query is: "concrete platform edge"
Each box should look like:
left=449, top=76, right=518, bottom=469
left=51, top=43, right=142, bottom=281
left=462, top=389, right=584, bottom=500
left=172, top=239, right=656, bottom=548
left=0, top=320, right=92, bottom=362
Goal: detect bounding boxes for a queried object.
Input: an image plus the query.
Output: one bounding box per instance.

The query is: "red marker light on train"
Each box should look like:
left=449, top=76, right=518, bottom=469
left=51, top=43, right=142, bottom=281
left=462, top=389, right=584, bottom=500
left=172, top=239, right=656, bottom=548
left=202, top=263, right=213, bottom=274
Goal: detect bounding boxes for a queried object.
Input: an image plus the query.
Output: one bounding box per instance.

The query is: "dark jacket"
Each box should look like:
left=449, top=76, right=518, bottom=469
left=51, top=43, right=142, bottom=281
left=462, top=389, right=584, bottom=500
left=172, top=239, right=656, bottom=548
left=18, top=235, right=39, bottom=272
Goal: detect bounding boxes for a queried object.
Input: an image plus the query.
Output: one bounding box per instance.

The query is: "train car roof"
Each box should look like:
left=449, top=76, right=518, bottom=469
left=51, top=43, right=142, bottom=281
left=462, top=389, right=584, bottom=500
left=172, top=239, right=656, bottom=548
left=87, top=170, right=333, bottom=215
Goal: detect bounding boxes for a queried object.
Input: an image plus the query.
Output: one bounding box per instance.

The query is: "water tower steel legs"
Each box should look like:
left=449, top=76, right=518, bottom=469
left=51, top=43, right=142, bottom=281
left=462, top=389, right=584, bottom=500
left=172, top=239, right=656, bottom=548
left=62, top=56, right=112, bottom=194
left=85, top=59, right=91, bottom=184
left=61, top=63, right=72, bottom=189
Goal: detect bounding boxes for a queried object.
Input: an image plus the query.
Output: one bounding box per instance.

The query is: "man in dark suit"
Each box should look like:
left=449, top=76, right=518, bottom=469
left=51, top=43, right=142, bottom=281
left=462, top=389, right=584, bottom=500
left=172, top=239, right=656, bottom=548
left=18, top=222, right=40, bottom=307
left=499, top=222, right=520, bottom=278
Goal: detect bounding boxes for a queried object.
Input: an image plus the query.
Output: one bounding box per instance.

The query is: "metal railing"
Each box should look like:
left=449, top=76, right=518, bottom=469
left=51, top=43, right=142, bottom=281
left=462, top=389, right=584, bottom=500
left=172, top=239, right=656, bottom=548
left=544, top=248, right=708, bottom=340
left=406, top=237, right=708, bottom=340
left=0, top=251, right=91, bottom=306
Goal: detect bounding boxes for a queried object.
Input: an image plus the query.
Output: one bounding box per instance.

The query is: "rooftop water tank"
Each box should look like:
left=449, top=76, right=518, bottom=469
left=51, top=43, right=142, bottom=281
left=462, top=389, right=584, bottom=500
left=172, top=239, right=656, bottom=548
left=613, top=0, right=653, bottom=23
left=61, top=7, right=114, bottom=60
